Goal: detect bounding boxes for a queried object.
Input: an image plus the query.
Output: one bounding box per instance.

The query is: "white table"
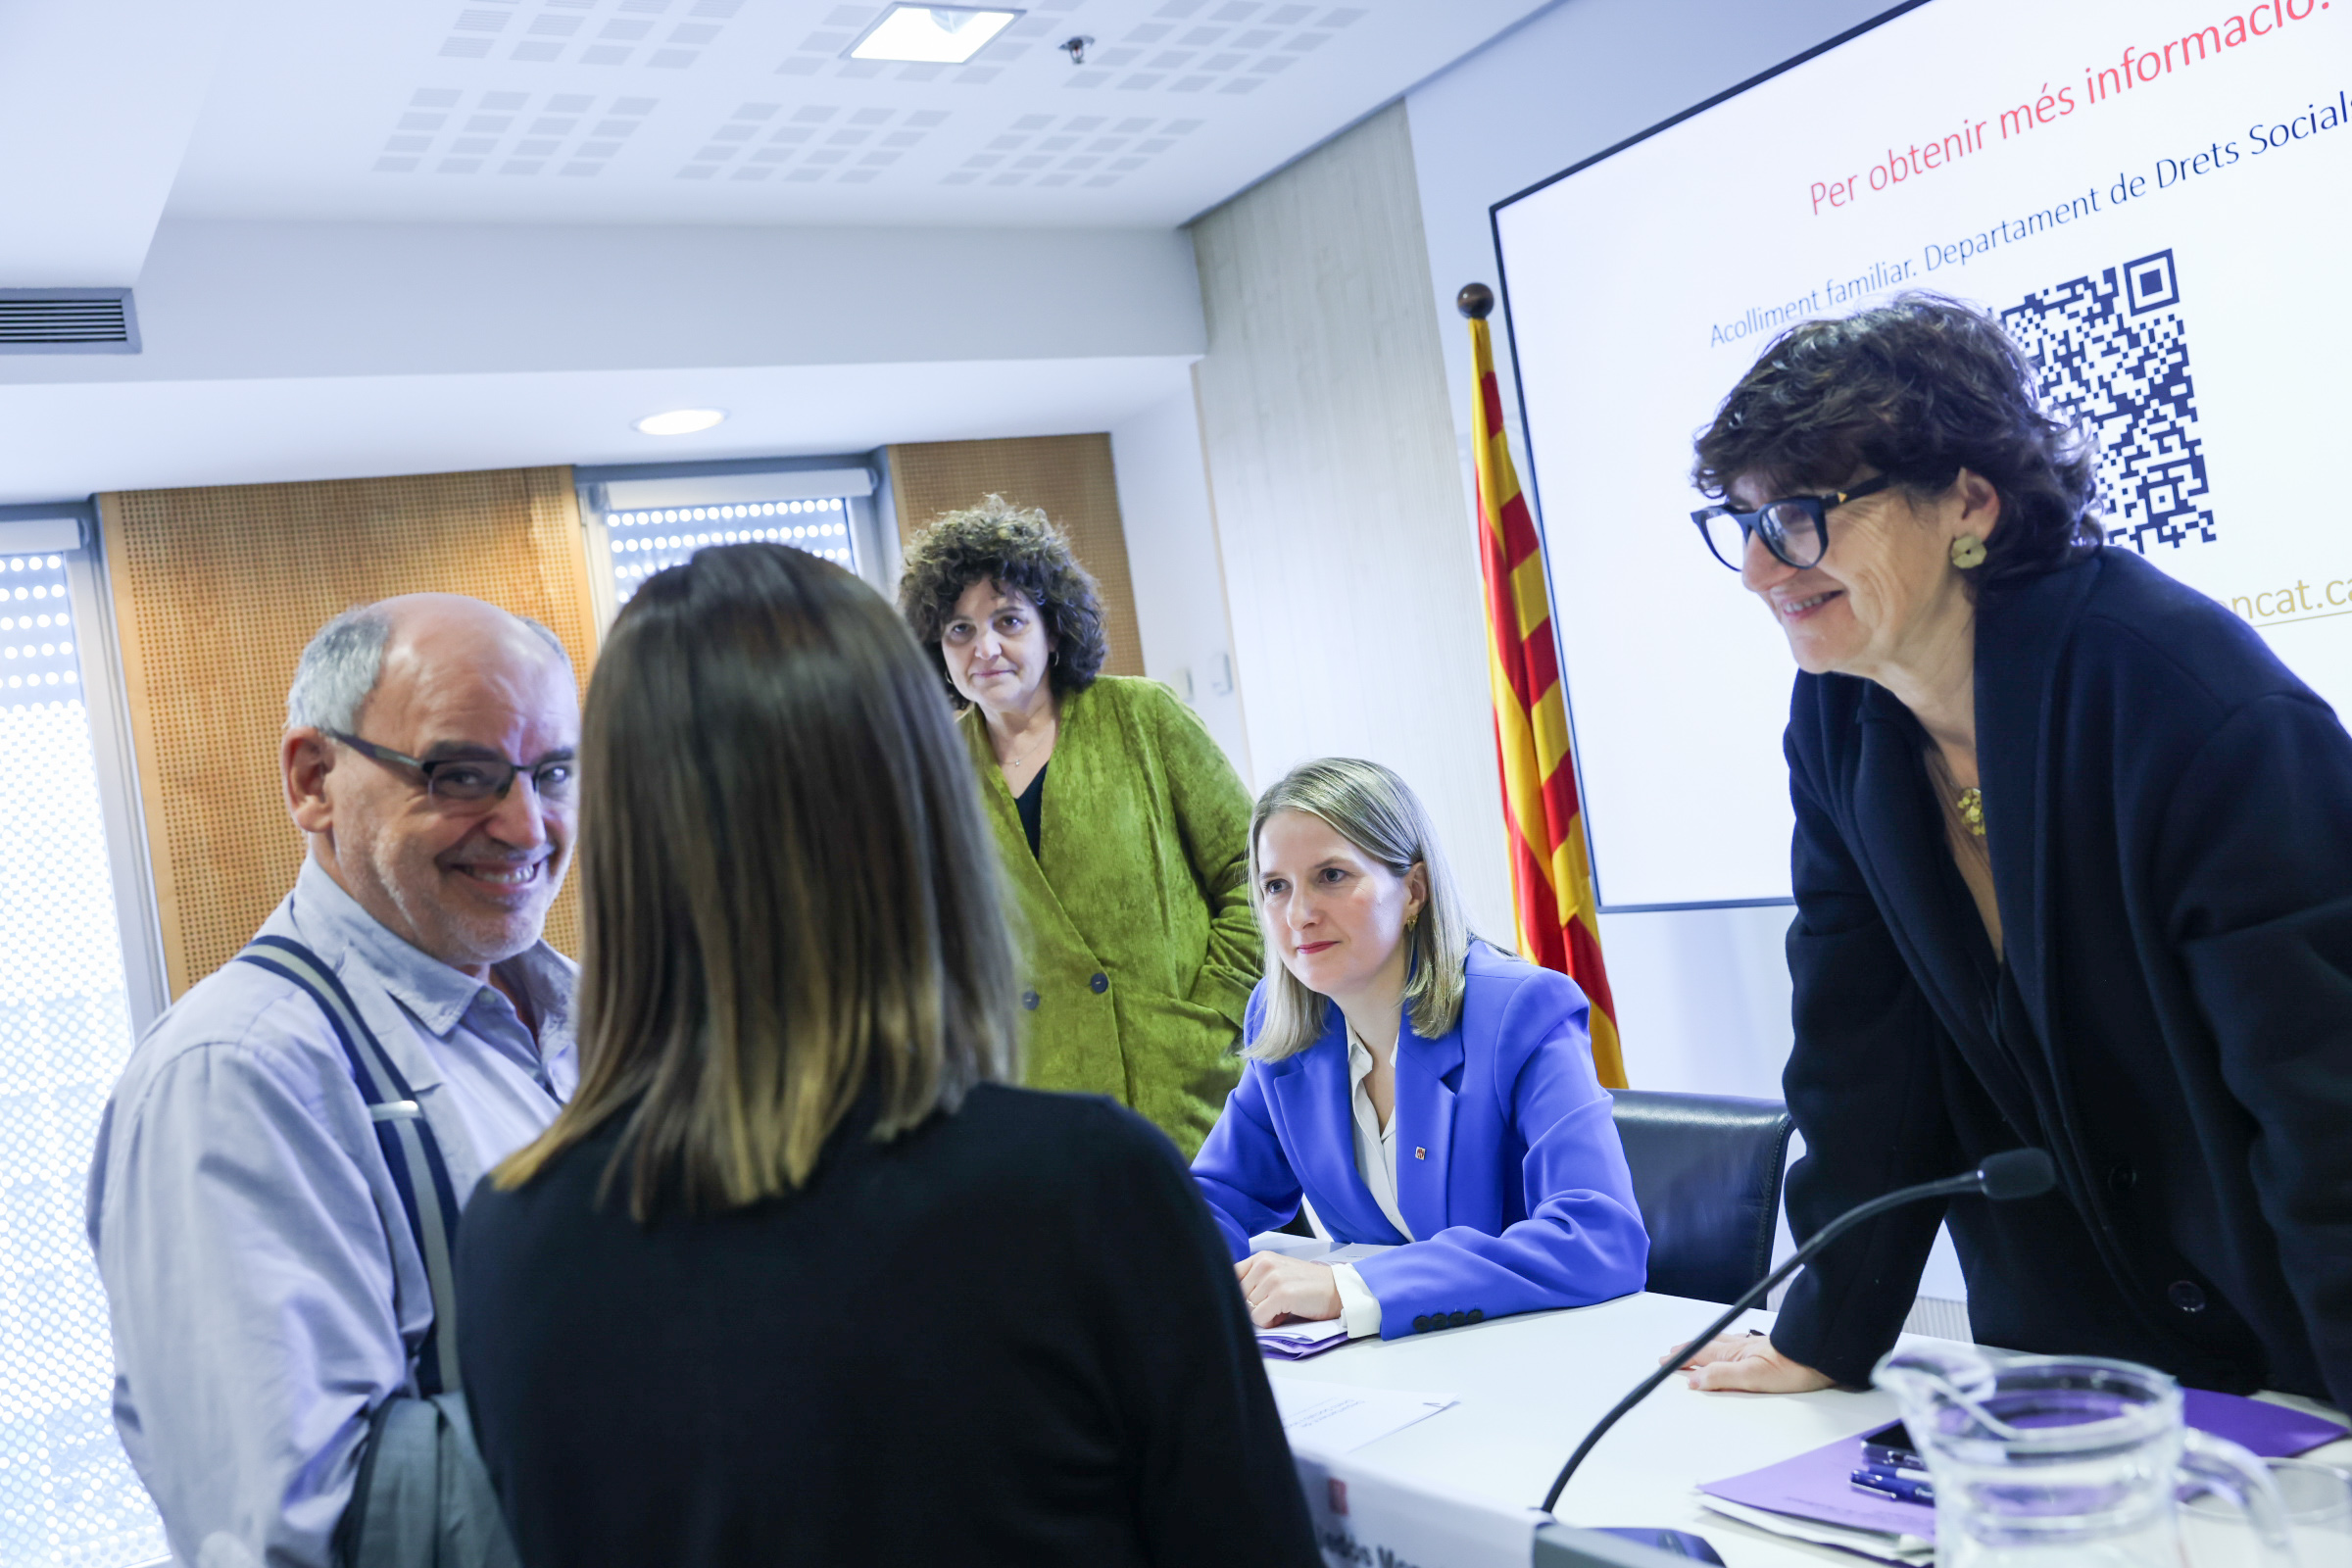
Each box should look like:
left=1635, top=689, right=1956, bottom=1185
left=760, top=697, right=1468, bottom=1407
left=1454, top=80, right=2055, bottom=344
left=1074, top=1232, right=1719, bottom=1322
left=1262, top=1291, right=2352, bottom=1565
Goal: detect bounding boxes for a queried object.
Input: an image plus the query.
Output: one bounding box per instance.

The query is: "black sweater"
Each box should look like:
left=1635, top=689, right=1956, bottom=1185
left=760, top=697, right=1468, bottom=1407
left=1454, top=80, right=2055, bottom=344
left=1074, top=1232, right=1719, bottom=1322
left=456, top=1082, right=1319, bottom=1567
left=1773, top=548, right=2352, bottom=1407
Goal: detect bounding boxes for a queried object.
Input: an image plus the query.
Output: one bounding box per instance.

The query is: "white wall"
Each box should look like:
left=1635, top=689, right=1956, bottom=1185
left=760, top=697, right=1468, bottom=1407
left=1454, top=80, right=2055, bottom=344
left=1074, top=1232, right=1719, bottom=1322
left=1110, top=389, right=1252, bottom=783
left=0, top=218, right=1209, bottom=503
left=1188, top=104, right=1512, bottom=941
left=1400, top=0, right=1891, bottom=1102
left=18, top=219, right=1205, bottom=385
left=0, top=356, right=1201, bottom=507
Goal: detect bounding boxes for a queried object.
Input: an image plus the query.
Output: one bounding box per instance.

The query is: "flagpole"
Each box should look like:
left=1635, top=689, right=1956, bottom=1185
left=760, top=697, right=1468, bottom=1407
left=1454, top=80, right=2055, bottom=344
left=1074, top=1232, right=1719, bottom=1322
left=1456, top=281, right=1626, bottom=1088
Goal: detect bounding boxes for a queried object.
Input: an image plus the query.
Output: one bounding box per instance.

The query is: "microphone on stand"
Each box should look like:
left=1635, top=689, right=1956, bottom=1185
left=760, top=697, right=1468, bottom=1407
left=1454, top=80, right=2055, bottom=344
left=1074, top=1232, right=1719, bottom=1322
left=1539, top=1147, right=2057, bottom=1514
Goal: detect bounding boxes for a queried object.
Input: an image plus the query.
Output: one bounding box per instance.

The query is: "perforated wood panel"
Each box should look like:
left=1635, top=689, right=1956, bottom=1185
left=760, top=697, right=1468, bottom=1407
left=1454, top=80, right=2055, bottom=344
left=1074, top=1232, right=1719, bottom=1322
left=98, top=466, right=597, bottom=999
left=885, top=433, right=1144, bottom=679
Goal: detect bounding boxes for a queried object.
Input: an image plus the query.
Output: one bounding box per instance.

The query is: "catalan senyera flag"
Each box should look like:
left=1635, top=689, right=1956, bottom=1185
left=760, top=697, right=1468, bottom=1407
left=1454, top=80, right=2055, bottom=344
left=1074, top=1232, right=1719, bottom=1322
left=1464, top=298, right=1626, bottom=1089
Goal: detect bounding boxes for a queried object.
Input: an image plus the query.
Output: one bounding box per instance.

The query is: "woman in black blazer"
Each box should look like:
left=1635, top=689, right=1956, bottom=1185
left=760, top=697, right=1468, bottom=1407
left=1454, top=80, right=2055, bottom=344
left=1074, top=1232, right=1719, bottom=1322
left=453, top=543, right=1317, bottom=1567
left=1677, top=297, right=2352, bottom=1411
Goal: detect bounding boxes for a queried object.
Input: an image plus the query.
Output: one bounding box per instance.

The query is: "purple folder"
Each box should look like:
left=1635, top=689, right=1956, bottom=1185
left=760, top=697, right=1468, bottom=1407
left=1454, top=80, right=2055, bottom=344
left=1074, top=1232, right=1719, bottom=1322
left=1255, top=1317, right=1352, bottom=1361
left=1699, top=1390, right=2347, bottom=1544
left=2181, top=1390, right=2347, bottom=1458
left=1258, top=1335, right=1352, bottom=1362
left=1701, top=1438, right=1937, bottom=1541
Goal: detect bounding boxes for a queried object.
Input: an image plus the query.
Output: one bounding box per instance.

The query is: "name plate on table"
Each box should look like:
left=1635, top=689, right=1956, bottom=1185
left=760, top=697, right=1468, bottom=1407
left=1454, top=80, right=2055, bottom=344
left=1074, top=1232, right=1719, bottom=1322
left=1273, top=1377, right=1544, bottom=1568
left=1292, top=1453, right=1549, bottom=1568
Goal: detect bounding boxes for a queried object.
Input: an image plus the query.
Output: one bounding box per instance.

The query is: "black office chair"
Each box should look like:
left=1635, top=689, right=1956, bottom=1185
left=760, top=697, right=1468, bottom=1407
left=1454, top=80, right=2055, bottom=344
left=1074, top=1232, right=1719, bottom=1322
left=1608, top=1090, right=1795, bottom=1306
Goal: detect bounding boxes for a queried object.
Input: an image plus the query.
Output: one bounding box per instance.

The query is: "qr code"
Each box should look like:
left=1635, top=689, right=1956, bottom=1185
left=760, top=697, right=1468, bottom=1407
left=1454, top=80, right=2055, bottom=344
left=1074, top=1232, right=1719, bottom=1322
left=1998, top=249, right=2216, bottom=552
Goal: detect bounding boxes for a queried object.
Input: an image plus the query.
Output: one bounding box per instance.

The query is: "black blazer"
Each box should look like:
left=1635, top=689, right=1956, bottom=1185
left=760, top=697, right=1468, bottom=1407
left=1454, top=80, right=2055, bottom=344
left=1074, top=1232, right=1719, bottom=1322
left=456, top=1084, right=1319, bottom=1567
left=1772, top=547, right=2352, bottom=1409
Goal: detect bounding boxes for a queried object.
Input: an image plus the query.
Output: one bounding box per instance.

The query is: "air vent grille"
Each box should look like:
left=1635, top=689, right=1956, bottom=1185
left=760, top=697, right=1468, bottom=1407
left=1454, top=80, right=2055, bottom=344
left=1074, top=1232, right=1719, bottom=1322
left=0, top=290, right=140, bottom=354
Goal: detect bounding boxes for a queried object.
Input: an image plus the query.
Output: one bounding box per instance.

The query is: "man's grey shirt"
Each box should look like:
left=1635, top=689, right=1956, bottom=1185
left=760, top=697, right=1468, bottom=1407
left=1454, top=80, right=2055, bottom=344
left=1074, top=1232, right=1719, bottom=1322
left=87, top=858, right=576, bottom=1568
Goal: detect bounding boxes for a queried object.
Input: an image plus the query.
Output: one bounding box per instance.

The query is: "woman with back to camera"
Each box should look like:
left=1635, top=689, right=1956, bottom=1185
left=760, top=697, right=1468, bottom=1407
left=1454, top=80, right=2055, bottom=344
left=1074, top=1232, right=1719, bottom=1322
left=1673, top=295, right=2352, bottom=1410
left=1191, top=758, right=1648, bottom=1341
left=898, top=496, right=1256, bottom=1156
left=453, top=543, right=1318, bottom=1567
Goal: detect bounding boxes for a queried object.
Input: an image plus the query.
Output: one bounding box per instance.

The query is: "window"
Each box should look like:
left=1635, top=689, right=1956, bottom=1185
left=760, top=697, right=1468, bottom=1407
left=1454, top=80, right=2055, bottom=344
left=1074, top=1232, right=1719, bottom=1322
left=0, top=546, right=164, bottom=1565
left=602, top=497, right=858, bottom=605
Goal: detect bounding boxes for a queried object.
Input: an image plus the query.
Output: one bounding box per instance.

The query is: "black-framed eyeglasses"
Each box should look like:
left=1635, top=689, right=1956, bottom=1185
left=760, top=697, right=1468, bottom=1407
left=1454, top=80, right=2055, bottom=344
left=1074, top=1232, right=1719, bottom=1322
left=327, top=731, right=577, bottom=807
left=1690, top=474, right=1896, bottom=571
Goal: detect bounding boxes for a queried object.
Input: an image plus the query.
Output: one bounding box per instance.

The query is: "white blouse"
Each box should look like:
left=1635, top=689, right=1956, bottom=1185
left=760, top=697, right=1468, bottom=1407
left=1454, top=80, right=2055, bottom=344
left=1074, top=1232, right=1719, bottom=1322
left=1332, top=1027, right=1413, bottom=1338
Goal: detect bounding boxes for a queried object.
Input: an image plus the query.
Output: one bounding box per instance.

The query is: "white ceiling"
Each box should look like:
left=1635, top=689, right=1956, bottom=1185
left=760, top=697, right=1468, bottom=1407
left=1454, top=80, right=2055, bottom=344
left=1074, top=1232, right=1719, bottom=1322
left=0, top=1, right=234, bottom=286
left=0, top=0, right=1551, bottom=502
left=166, top=0, right=1549, bottom=229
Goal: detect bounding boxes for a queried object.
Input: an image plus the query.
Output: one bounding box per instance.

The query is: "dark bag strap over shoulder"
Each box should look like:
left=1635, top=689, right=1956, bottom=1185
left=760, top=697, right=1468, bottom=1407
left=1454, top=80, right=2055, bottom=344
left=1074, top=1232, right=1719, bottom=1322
left=333, top=1391, right=522, bottom=1568
left=236, top=934, right=468, bottom=1397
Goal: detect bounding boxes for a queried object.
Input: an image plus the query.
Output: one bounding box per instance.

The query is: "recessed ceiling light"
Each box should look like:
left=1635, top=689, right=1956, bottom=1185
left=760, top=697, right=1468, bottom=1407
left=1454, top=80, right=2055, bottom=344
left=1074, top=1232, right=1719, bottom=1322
left=632, top=408, right=727, bottom=436
left=849, top=5, right=1021, bottom=65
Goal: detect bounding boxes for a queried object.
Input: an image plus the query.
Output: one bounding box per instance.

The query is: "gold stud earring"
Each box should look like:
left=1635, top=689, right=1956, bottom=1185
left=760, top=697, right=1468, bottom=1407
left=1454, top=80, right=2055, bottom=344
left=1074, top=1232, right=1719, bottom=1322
left=1950, top=534, right=1987, bottom=569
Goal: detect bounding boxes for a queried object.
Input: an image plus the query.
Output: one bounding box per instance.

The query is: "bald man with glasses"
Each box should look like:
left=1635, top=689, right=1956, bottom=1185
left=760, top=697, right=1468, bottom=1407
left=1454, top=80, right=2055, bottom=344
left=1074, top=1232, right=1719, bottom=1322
left=89, top=594, right=578, bottom=1568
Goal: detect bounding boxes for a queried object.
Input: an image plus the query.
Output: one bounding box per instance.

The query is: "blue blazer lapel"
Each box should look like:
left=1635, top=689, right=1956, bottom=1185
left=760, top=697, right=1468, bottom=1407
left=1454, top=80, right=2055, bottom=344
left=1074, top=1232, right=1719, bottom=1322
left=1268, top=1007, right=1406, bottom=1245
left=1394, top=1009, right=1463, bottom=1242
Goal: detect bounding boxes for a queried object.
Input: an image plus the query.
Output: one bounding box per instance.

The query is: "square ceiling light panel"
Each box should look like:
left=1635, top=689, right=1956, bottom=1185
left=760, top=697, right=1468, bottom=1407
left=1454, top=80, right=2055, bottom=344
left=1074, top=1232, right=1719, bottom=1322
left=848, top=6, right=1021, bottom=65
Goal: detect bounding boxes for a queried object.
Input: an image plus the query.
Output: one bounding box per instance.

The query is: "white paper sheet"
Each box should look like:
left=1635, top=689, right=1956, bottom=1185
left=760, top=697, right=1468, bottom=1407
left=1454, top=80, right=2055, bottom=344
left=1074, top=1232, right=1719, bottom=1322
left=1698, top=1496, right=1935, bottom=1566
left=1268, top=1378, right=1459, bottom=1458
left=1321, top=1243, right=1393, bottom=1264
left=1247, top=1232, right=1397, bottom=1264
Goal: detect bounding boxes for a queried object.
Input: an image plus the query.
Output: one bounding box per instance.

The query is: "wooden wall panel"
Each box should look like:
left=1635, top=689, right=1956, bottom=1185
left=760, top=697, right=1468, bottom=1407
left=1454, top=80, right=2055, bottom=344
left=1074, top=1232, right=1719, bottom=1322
left=98, top=466, right=597, bottom=999
left=885, top=434, right=1144, bottom=679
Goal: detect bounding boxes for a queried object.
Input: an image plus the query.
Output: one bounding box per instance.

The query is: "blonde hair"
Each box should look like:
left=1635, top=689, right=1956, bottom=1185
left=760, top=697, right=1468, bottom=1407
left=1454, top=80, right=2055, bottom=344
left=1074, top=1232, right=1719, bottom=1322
left=1245, top=759, right=1472, bottom=1060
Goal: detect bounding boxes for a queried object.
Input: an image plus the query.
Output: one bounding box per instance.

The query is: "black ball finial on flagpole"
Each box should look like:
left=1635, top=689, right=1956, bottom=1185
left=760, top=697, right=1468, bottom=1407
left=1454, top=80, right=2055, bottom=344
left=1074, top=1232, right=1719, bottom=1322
left=1456, top=282, right=1494, bottom=319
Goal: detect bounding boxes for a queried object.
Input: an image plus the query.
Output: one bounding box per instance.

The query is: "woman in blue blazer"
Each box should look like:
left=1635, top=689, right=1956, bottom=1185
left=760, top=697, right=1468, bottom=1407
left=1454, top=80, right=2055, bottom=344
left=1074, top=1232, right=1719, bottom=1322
left=1190, top=758, right=1647, bottom=1340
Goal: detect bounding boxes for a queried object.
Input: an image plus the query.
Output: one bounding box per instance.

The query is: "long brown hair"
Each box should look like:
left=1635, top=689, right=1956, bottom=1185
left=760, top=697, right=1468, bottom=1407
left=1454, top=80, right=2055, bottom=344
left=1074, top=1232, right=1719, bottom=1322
left=495, top=543, right=1019, bottom=1217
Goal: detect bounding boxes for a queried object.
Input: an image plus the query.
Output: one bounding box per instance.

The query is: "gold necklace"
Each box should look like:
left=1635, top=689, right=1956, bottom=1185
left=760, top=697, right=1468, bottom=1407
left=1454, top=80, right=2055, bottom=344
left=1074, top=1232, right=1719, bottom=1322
left=1001, top=720, right=1053, bottom=775
left=1956, top=787, right=1985, bottom=837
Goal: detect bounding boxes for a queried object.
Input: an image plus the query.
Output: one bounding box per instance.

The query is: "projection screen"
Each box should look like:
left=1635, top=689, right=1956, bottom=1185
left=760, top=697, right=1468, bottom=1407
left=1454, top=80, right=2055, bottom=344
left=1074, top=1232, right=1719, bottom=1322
left=1494, top=0, right=2352, bottom=908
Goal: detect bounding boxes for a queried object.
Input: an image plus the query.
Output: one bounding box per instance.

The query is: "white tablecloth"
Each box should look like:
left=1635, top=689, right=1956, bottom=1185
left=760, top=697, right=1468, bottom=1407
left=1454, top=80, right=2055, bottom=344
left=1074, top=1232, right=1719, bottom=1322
left=1264, top=1290, right=2352, bottom=1566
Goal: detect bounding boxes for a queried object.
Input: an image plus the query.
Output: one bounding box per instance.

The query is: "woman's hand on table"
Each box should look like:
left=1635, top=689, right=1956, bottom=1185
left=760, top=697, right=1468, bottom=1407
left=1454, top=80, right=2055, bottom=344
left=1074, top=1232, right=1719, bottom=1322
left=1234, top=1253, right=1343, bottom=1327
left=1669, top=1332, right=1836, bottom=1393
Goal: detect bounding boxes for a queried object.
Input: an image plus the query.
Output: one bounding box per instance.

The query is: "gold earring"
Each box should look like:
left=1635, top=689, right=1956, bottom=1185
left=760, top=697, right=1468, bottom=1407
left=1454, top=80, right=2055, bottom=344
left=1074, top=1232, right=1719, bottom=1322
left=1950, top=534, right=1986, bottom=569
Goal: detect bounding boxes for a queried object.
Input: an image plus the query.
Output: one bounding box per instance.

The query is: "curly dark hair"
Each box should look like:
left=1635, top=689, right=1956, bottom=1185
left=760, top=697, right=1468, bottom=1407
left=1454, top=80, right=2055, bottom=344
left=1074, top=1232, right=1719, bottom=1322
left=896, top=495, right=1106, bottom=701
left=1692, top=293, right=2102, bottom=589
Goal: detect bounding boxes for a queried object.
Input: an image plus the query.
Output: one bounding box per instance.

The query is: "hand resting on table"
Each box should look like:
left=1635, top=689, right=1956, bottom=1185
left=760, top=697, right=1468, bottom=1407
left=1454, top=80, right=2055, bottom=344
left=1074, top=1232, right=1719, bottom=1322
left=1235, top=1252, right=1343, bottom=1327
left=1669, top=1331, right=1836, bottom=1393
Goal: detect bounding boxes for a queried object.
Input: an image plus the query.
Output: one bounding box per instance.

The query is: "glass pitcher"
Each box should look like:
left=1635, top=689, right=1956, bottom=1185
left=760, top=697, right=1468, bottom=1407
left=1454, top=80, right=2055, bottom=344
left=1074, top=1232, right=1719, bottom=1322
left=1874, top=1346, right=2298, bottom=1567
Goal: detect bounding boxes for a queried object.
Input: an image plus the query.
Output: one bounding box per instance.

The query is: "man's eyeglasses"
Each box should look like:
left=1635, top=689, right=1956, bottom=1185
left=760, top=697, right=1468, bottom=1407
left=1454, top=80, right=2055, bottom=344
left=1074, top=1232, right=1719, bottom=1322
left=327, top=731, right=577, bottom=807
left=1690, top=474, right=1895, bottom=571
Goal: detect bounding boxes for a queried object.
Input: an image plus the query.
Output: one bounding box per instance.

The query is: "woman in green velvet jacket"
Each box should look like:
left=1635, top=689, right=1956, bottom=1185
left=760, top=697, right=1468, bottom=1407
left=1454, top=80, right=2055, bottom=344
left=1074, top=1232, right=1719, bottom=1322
left=899, top=497, right=1256, bottom=1154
